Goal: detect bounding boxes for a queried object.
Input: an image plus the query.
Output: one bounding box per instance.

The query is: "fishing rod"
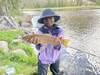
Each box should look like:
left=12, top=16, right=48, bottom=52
left=69, top=46, right=100, bottom=59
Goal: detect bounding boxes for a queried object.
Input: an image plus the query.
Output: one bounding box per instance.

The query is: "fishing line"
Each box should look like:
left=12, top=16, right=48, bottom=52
left=69, top=46, right=100, bottom=59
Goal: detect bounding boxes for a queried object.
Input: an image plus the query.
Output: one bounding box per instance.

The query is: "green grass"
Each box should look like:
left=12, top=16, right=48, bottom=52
left=0, top=48, right=37, bottom=75
left=0, top=29, right=24, bottom=43
left=0, top=29, right=38, bottom=75
left=17, top=43, right=38, bottom=65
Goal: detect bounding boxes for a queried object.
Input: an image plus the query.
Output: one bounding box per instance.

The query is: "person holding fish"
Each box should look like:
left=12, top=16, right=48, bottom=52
left=30, top=9, right=66, bottom=75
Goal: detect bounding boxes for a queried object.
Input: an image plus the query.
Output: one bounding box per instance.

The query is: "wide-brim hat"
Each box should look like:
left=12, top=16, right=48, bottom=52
left=38, top=9, right=60, bottom=24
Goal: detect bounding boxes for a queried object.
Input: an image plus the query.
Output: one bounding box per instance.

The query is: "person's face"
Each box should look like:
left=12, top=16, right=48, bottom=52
left=43, top=16, right=55, bottom=27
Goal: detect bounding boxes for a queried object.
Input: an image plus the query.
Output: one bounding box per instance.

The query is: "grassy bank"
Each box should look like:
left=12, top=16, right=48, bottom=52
left=0, top=29, right=38, bottom=75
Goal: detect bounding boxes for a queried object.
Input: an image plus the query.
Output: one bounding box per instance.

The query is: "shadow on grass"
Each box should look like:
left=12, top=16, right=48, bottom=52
left=30, top=72, right=38, bottom=75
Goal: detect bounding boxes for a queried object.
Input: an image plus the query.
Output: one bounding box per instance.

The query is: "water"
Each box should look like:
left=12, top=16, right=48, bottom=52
left=57, top=9, right=100, bottom=75
left=25, top=9, right=100, bottom=75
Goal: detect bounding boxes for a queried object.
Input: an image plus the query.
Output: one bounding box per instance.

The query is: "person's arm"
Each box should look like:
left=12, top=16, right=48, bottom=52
left=53, top=28, right=64, bottom=50
left=35, top=30, right=43, bottom=50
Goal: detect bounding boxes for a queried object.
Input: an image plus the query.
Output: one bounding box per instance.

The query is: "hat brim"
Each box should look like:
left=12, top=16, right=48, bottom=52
left=38, top=15, right=60, bottom=24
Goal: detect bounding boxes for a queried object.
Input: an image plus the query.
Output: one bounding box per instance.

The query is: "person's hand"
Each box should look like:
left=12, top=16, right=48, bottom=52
left=28, top=37, right=38, bottom=44
left=54, top=37, right=62, bottom=46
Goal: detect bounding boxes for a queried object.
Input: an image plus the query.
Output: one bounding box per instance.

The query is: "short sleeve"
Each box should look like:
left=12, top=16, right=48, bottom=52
left=54, top=27, right=64, bottom=50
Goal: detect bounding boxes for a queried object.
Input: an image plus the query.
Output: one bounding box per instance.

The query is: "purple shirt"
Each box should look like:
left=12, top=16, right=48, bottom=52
left=35, top=26, right=64, bottom=64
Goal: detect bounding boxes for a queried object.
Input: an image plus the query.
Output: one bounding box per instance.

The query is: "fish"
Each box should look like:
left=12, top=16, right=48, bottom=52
left=23, top=34, right=71, bottom=47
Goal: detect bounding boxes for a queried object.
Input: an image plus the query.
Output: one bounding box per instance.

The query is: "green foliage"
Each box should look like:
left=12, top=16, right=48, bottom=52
left=18, top=43, right=38, bottom=65
left=9, top=51, right=28, bottom=63
left=14, top=63, right=36, bottom=75
left=0, top=69, right=5, bottom=75
left=0, top=48, right=10, bottom=60
left=0, top=29, right=24, bottom=43
left=0, top=0, right=21, bottom=16
left=9, top=43, right=38, bottom=65
left=8, top=0, right=22, bottom=16
left=0, top=29, right=38, bottom=65
left=96, top=0, right=100, bottom=5
left=7, top=42, right=38, bottom=65
left=0, top=29, right=38, bottom=74
left=0, top=48, right=37, bottom=74
left=23, top=0, right=100, bottom=9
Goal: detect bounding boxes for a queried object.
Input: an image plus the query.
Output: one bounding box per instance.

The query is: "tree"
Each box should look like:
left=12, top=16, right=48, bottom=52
left=0, top=0, right=22, bottom=29
left=0, top=0, right=21, bottom=16
left=95, top=0, right=100, bottom=5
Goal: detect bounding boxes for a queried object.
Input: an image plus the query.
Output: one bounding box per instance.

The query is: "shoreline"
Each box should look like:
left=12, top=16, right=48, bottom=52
left=22, top=5, right=100, bottom=11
